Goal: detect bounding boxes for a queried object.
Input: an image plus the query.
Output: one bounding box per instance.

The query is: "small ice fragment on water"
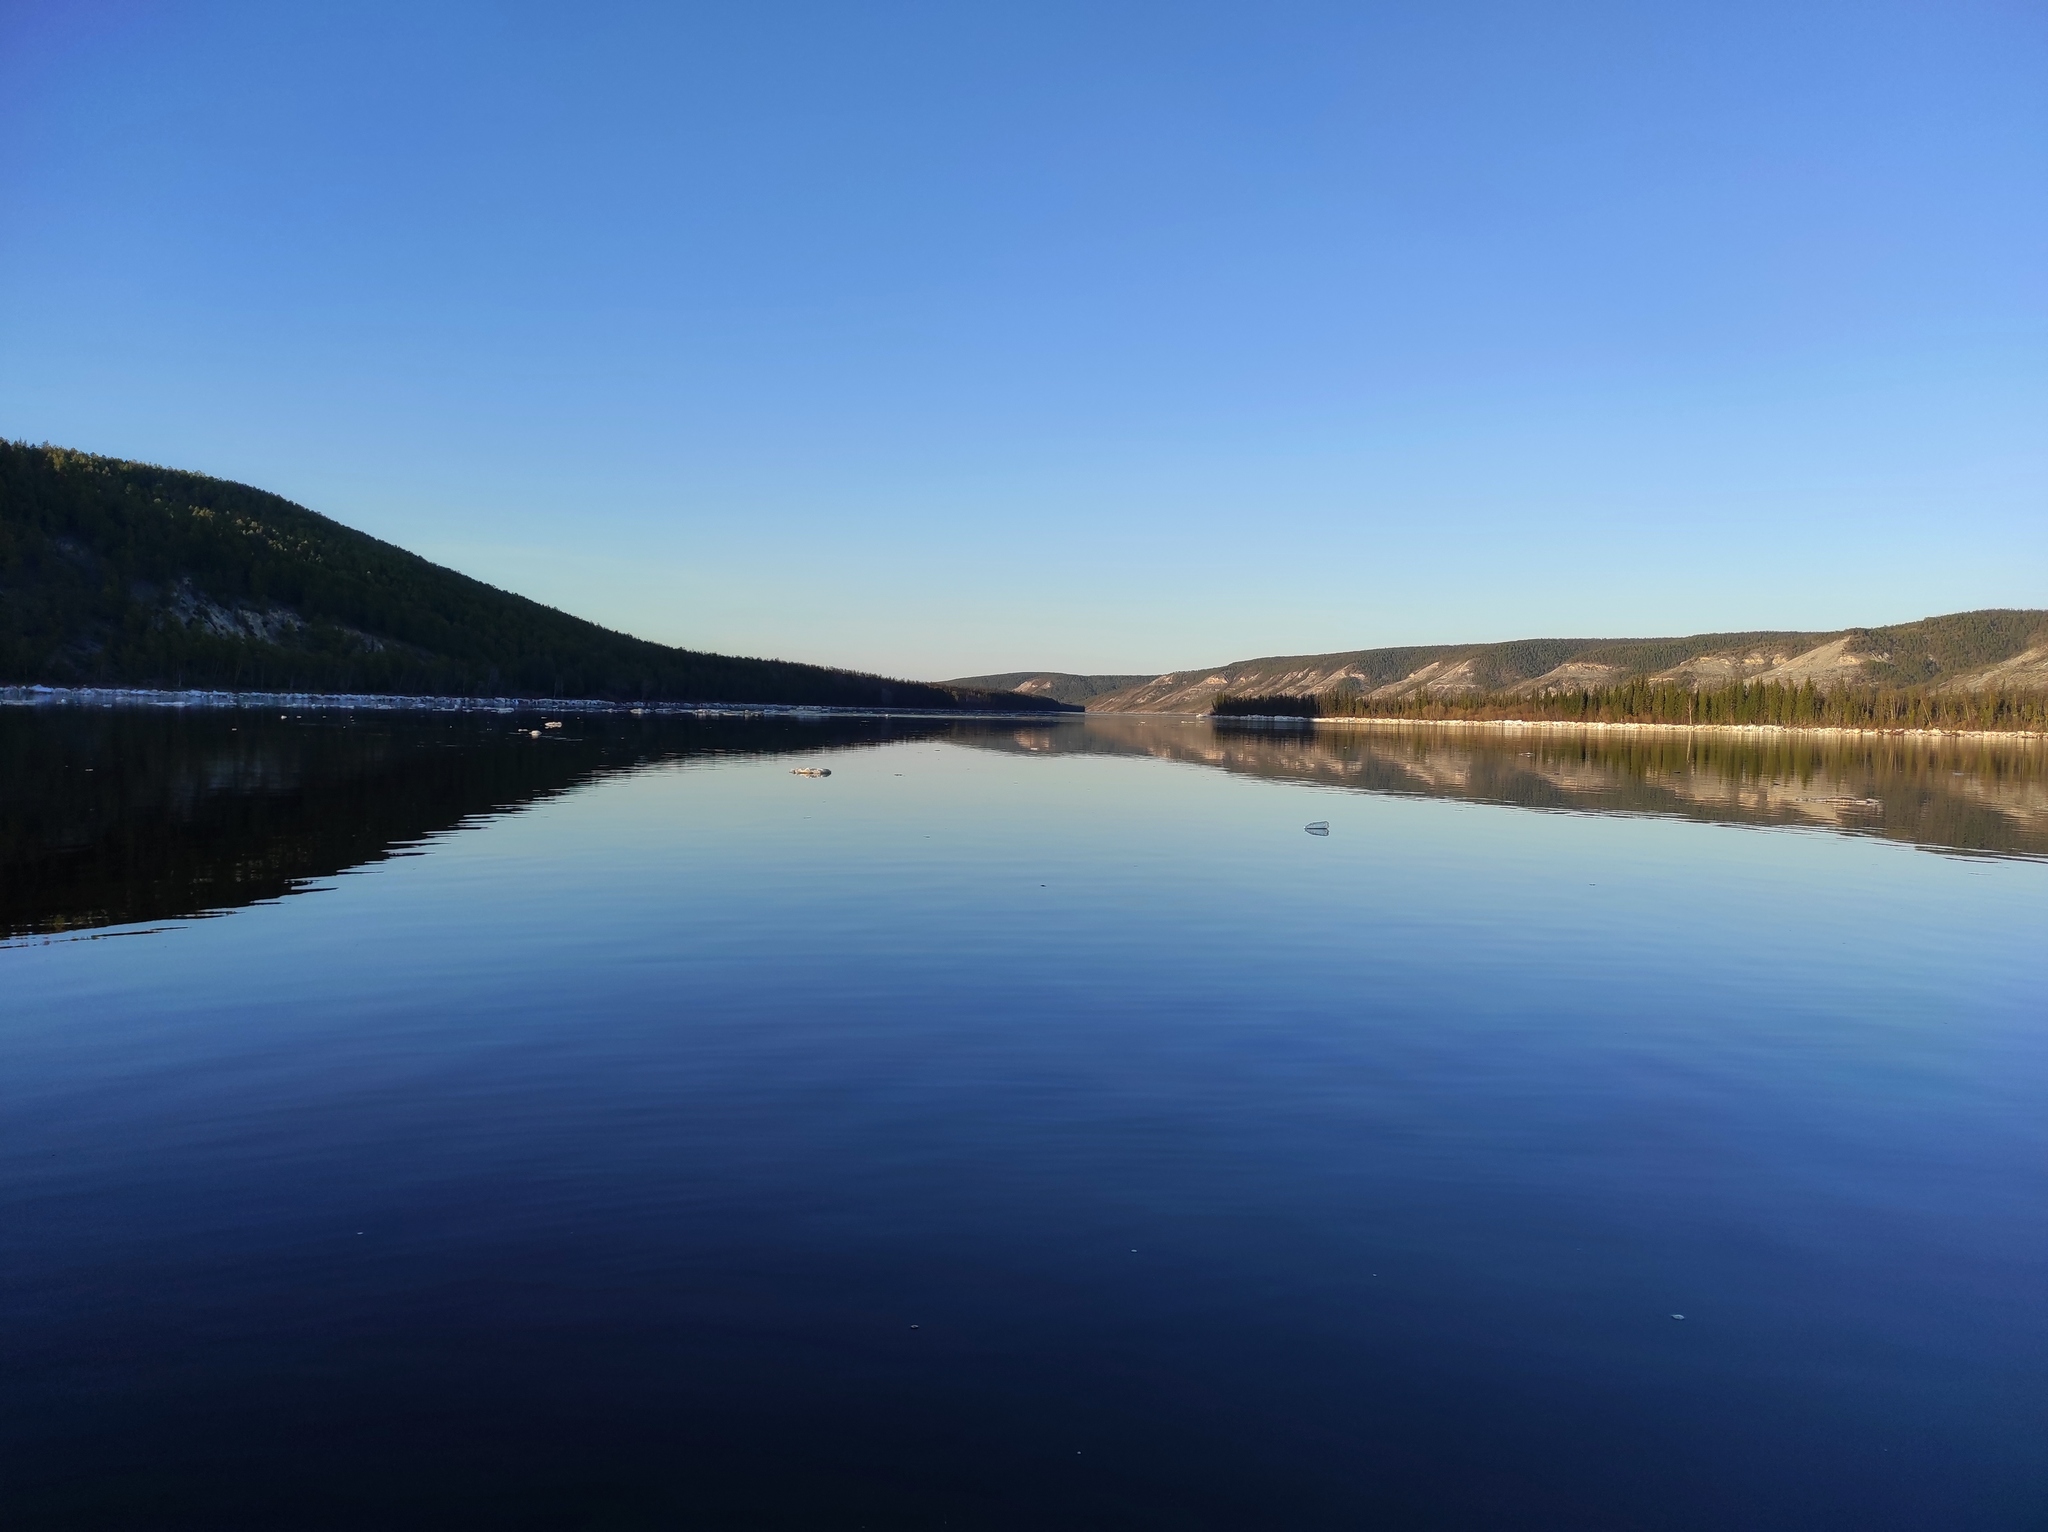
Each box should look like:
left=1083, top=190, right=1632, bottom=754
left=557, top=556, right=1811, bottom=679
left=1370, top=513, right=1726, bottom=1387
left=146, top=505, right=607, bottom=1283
left=1671, top=1314, right=1685, bottom=1320
left=1305, top=821, right=1330, bottom=836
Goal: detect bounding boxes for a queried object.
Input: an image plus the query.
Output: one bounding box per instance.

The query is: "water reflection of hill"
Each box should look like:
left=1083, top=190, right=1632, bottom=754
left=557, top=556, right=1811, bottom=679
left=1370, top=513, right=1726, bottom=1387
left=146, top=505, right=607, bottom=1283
left=10, top=710, right=2042, bottom=943
left=0, top=710, right=950, bottom=940
left=998, top=717, right=2048, bottom=861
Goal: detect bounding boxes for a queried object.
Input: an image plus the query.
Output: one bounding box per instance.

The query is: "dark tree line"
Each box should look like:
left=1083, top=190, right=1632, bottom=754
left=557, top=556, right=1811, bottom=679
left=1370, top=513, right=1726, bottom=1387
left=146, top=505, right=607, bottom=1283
left=0, top=443, right=1069, bottom=711
left=1213, top=678, right=2048, bottom=731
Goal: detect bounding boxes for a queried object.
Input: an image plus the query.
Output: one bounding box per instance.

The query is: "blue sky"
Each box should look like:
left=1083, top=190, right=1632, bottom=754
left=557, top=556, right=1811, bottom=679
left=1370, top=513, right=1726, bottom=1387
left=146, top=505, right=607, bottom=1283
left=3, top=1, right=2042, bottom=678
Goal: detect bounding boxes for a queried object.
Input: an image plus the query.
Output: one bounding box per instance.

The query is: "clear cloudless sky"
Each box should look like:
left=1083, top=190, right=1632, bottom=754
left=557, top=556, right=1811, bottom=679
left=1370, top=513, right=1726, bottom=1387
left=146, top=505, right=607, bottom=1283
left=2, top=1, right=2043, bottom=679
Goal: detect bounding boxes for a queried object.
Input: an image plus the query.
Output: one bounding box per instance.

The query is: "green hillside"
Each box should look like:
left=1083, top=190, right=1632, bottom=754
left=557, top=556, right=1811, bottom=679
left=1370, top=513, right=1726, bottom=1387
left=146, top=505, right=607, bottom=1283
left=0, top=443, right=1070, bottom=711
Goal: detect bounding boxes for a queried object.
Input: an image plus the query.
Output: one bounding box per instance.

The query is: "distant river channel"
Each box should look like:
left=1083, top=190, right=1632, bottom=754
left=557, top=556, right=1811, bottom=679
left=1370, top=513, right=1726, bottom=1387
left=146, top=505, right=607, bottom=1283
left=3, top=708, right=2044, bottom=1528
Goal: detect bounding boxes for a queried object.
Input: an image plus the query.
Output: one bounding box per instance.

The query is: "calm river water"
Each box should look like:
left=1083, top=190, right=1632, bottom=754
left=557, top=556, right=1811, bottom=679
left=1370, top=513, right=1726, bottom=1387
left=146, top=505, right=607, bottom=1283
left=3, top=709, right=2044, bottom=1529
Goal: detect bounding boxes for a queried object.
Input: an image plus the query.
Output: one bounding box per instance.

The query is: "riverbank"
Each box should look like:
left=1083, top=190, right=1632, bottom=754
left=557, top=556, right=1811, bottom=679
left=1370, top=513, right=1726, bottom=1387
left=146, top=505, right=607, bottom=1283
left=1207, top=712, right=2048, bottom=744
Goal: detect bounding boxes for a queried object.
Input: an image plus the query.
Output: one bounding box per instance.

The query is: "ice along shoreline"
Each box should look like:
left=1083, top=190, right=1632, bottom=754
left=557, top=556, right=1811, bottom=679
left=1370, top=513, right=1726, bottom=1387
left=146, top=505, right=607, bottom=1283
left=0, top=684, right=1074, bottom=722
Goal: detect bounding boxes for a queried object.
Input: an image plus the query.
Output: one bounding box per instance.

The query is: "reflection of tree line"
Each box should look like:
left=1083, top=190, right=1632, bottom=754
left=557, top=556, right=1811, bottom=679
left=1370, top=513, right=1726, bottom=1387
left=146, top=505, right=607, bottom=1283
left=980, top=718, right=2048, bottom=860
left=0, top=710, right=953, bottom=940
left=8, top=710, right=2041, bottom=942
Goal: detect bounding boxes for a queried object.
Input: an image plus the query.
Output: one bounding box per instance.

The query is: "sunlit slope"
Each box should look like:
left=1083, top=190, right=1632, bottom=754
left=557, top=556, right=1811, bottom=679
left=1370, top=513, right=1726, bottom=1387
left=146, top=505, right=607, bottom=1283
left=942, top=671, right=1154, bottom=707
left=1077, top=611, right=2048, bottom=713
left=0, top=443, right=1066, bottom=710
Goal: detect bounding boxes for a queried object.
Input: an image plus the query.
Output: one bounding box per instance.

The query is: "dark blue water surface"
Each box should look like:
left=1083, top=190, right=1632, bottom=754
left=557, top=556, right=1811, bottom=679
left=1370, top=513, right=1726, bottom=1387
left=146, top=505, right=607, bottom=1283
left=2, top=711, right=2044, bottom=1528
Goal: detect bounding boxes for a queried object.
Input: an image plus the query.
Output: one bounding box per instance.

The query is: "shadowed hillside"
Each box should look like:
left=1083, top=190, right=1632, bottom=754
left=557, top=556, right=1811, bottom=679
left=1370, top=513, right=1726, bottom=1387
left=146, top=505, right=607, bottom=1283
left=0, top=443, right=1070, bottom=712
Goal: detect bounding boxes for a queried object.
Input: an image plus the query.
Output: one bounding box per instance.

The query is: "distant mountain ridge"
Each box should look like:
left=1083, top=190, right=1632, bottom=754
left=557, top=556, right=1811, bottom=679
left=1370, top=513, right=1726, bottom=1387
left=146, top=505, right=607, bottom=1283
left=985, top=611, right=2048, bottom=714
left=0, top=443, right=1069, bottom=711
left=940, top=671, right=1154, bottom=707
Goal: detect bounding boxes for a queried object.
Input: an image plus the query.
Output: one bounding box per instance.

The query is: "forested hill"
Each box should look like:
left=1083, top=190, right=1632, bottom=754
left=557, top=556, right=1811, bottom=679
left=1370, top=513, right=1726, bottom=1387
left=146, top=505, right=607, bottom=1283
left=1077, top=610, right=2048, bottom=713
left=0, top=443, right=1068, bottom=710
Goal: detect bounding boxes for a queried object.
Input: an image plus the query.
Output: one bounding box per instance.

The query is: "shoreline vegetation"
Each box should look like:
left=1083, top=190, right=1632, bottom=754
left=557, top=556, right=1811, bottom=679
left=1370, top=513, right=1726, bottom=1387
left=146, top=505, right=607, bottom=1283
left=1214, top=714, right=2047, bottom=744
left=12, top=685, right=2039, bottom=741
left=1211, top=679, right=2048, bottom=736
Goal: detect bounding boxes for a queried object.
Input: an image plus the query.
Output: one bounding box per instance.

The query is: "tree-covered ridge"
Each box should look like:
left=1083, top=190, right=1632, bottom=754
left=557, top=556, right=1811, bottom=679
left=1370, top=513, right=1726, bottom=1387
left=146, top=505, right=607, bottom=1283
left=1214, top=679, right=2048, bottom=732
left=0, top=443, right=1070, bottom=710
left=1083, top=609, right=2048, bottom=712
